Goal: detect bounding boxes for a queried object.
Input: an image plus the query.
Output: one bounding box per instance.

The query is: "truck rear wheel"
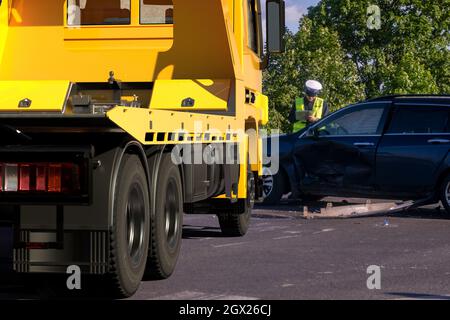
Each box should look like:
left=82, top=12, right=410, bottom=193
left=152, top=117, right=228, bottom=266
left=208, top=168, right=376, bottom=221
left=145, top=153, right=183, bottom=279
left=218, top=164, right=255, bottom=237
left=109, top=154, right=150, bottom=298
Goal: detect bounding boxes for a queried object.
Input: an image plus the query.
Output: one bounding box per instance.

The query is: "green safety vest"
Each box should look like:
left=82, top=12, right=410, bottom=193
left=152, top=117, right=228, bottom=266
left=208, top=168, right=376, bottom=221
left=293, top=97, right=324, bottom=132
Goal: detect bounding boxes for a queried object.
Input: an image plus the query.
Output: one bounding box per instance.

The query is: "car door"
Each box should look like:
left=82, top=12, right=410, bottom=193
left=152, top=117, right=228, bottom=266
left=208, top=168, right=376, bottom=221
left=294, top=102, right=389, bottom=196
left=376, top=103, right=450, bottom=197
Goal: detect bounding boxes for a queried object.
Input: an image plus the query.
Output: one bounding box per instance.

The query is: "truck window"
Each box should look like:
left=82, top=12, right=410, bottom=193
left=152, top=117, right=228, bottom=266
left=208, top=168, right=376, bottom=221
left=247, top=0, right=259, bottom=54
left=140, top=0, right=173, bottom=24
left=388, top=106, right=450, bottom=134
left=68, top=0, right=131, bottom=26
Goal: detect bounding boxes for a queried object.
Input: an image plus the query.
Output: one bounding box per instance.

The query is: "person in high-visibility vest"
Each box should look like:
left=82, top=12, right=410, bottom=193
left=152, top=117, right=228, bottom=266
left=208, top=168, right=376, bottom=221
left=289, top=80, right=329, bottom=132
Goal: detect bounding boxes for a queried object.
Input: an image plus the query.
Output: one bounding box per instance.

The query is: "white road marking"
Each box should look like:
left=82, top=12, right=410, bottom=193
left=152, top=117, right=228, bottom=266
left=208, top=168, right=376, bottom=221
left=281, top=284, right=295, bottom=288
left=150, top=291, right=258, bottom=300
left=273, top=235, right=300, bottom=240
left=283, top=231, right=302, bottom=234
left=212, top=242, right=246, bottom=248
left=313, top=228, right=335, bottom=234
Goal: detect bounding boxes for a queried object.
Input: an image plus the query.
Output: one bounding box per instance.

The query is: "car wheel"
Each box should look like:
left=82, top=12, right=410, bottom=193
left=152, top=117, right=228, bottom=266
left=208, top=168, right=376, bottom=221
left=440, top=175, right=450, bottom=216
left=261, top=167, right=286, bottom=205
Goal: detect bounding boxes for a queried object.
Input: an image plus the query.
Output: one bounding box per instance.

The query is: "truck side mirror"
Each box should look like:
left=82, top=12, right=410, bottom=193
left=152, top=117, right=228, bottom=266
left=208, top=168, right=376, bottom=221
left=266, top=0, right=285, bottom=54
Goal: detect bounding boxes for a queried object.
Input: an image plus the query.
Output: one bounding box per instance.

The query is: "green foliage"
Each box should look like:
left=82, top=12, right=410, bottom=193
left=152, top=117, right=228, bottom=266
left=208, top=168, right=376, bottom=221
left=263, top=0, right=450, bottom=132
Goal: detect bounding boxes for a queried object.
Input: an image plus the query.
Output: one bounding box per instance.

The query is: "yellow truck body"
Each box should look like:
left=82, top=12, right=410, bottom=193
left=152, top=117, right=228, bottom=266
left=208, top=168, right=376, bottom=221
left=0, top=0, right=284, bottom=297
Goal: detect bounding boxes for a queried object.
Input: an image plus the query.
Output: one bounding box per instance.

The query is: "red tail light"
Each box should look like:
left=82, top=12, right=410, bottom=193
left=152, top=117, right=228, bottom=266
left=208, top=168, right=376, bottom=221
left=0, top=162, right=81, bottom=194
left=62, top=163, right=80, bottom=192
left=48, top=164, right=62, bottom=192
left=36, top=164, right=47, bottom=191
left=19, top=164, right=31, bottom=191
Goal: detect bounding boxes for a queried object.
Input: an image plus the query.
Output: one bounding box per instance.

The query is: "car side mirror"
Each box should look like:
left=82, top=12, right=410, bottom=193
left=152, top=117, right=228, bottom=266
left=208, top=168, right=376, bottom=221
left=266, top=0, right=285, bottom=54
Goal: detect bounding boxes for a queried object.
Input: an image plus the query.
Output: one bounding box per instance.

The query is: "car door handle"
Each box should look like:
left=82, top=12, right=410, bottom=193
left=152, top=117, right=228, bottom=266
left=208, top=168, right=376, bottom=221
left=353, top=142, right=375, bottom=147
left=428, top=139, right=450, bottom=144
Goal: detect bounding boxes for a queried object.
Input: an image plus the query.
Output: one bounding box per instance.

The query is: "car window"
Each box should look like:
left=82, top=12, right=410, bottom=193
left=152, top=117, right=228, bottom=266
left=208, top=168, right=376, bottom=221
left=68, top=0, right=131, bottom=26
left=317, top=106, right=385, bottom=136
left=388, top=106, right=450, bottom=134
left=140, top=0, right=173, bottom=24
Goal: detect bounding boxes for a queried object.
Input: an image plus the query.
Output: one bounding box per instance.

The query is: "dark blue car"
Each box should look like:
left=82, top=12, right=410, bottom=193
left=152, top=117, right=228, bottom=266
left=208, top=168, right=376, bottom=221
left=262, top=95, right=450, bottom=214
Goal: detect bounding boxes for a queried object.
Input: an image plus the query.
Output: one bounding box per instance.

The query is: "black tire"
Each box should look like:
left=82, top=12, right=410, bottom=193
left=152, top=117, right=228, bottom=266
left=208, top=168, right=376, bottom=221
left=440, top=174, right=450, bottom=215
left=145, top=153, right=183, bottom=279
left=109, top=154, right=150, bottom=298
left=217, top=163, right=255, bottom=237
left=261, top=167, right=286, bottom=205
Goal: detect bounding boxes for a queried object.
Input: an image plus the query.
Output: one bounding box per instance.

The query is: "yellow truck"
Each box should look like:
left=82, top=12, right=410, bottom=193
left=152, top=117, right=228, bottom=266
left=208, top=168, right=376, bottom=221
left=0, top=0, right=284, bottom=297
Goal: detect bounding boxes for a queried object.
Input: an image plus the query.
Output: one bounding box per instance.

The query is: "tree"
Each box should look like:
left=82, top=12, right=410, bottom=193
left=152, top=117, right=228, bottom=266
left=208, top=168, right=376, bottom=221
left=263, top=21, right=364, bottom=132
left=263, top=0, right=449, bottom=132
left=308, top=0, right=449, bottom=96
left=263, top=29, right=299, bottom=133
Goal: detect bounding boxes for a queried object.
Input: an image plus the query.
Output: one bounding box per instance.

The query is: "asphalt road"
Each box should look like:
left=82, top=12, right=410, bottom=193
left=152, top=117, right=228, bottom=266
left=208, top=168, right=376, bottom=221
left=1, top=200, right=450, bottom=300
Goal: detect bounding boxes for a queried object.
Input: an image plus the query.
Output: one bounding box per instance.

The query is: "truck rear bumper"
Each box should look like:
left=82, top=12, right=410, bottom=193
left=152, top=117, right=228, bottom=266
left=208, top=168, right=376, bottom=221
left=0, top=146, right=121, bottom=275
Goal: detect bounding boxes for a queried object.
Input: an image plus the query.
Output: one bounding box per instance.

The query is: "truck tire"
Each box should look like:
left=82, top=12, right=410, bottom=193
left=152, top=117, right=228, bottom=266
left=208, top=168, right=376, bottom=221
left=218, top=164, right=255, bottom=237
left=440, top=174, right=450, bottom=216
left=109, top=154, right=150, bottom=298
left=261, top=167, right=286, bottom=205
left=145, top=153, right=183, bottom=279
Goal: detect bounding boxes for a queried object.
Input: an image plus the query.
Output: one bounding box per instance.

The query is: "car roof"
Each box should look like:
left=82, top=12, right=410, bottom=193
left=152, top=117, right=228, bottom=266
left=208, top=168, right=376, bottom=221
left=366, top=94, right=450, bottom=104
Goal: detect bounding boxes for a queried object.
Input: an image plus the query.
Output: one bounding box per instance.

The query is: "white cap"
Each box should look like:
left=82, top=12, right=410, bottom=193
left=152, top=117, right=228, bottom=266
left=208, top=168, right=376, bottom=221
left=305, top=80, right=323, bottom=91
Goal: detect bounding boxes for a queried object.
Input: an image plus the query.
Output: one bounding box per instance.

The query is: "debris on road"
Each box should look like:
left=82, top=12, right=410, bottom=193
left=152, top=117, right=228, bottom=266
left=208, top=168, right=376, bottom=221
left=302, top=200, right=415, bottom=219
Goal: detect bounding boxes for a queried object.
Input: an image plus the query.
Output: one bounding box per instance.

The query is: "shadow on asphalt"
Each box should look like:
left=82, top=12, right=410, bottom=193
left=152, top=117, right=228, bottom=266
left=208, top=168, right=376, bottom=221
left=389, top=207, right=449, bottom=220
left=386, top=292, right=450, bottom=300
left=182, top=225, right=223, bottom=239
left=0, top=274, right=121, bottom=300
